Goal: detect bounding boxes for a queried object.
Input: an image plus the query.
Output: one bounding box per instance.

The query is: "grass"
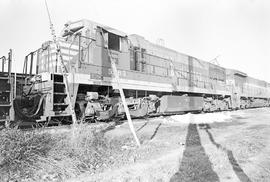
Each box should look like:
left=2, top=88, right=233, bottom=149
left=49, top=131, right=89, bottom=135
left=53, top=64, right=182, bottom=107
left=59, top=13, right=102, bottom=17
left=0, top=128, right=54, bottom=181
left=0, top=123, right=113, bottom=182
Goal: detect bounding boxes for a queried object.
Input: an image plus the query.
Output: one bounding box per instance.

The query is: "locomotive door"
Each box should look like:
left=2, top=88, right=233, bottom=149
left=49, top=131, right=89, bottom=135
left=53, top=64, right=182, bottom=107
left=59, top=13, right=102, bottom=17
left=231, top=85, right=241, bottom=109
left=232, top=74, right=246, bottom=109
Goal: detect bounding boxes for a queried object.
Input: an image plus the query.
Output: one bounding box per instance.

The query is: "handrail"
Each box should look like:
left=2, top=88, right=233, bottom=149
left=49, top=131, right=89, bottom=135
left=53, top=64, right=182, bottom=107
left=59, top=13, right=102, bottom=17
left=0, top=56, right=6, bottom=72
left=0, top=49, right=12, bottom=76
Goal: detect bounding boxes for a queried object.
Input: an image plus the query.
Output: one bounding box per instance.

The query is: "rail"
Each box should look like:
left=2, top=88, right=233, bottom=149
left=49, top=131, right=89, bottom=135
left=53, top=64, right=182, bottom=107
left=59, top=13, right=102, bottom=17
left=0, top=49, right=12, bottom=76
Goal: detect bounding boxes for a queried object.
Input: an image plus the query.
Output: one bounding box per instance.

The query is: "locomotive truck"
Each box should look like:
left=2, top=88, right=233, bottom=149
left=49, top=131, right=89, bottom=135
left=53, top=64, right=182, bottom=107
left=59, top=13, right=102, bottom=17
left=1, top=19, right=270, bottom=126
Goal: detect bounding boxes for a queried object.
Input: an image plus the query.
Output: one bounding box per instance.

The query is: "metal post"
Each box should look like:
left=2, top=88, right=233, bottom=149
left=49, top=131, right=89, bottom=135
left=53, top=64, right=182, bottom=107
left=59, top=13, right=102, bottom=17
left=30, top=52, right=33, bottom=76
left=8, top=49, right=13, bottom=127
left=2, top=57, right=4, bottom=72
left=14, top=72, right=17, bottom=99
left=78, top=35, right=81, bottom=68
left=8, top=49, right=12, bottom=78
left=25, top=56, right=28, bottom=75
left=47, top=46, right=50, bottom=72
left=36, top=49, right=40, bottom=74
left=24, top=56, right=28, bottom=85
left=55, top=52, right=58, bottom=73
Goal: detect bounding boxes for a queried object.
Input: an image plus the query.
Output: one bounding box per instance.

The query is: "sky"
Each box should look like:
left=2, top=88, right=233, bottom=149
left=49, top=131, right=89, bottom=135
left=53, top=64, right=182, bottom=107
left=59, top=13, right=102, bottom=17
left=0, top=0, right=269, bottom=82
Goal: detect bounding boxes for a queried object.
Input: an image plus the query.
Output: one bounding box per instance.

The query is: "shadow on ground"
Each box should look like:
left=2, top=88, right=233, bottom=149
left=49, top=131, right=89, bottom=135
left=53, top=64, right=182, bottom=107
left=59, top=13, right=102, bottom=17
left=150, top=123, right=162, bottom=140
left=199, top=123, right=252, bottom=182
left=137, top=122, right=148, bottom=132
left=170, top=123, right=220, bottom=182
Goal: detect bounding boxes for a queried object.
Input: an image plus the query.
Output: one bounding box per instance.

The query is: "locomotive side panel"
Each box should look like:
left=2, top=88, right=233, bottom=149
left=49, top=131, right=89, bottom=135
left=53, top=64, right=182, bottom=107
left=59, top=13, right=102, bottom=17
left=129, top=34, right=230, bottom=96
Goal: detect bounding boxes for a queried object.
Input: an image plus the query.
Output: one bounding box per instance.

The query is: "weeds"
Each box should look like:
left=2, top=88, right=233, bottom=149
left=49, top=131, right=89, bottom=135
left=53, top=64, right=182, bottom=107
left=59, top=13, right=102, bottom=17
left=0, top=123, right=113, bottom=181
left=0, top=128, right=54, bottom=181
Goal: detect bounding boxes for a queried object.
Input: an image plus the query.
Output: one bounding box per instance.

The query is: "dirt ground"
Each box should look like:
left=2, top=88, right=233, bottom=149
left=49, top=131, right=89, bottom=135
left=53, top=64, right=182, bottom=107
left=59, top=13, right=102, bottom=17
left=68, top=108, right=270, bottom=182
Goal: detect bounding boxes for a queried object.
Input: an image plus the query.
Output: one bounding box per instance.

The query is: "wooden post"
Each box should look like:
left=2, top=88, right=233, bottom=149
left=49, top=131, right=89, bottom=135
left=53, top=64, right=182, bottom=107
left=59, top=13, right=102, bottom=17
left=110, top=58, right=141, bottom=147
left=44, top=0, right=77, bottom=125
left=100, top=27, right=140, bottom=147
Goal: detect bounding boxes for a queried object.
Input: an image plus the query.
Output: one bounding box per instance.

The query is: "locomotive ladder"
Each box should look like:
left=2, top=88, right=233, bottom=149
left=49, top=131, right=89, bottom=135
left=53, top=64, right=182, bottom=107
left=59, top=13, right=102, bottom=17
left=45, top=0, right=77, bottom=124
left=100, top=29, right=140, bottom=147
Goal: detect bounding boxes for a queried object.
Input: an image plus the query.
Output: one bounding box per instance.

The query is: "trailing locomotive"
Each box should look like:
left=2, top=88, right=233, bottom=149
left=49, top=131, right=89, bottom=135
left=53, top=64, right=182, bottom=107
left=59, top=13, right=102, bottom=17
left=12, top=19, right=270, bottom=124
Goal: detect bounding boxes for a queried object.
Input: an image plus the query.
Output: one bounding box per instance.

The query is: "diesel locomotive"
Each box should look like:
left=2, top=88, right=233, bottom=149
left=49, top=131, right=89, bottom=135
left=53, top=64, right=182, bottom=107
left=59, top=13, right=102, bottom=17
left=5, top=19, right=270, bottom=125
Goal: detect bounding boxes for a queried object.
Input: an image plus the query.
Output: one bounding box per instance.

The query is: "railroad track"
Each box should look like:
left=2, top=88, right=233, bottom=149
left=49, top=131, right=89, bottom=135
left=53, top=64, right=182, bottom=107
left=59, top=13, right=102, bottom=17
left=1, top=106, right=268, bottom=132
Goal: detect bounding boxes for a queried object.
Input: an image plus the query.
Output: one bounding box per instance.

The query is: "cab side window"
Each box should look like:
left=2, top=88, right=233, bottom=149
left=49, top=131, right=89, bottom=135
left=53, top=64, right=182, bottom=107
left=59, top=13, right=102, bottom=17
left=108, top=33, right=120, bottom=51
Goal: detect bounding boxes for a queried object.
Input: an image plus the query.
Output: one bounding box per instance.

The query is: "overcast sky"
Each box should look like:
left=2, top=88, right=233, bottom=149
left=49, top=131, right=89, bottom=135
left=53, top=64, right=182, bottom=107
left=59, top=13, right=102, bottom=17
left=0, top=0, right=269, bottom=82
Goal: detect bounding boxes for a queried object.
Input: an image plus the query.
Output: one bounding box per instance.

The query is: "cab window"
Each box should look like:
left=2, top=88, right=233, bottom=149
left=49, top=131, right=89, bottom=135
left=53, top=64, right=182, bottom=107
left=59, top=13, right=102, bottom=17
left=108, top=33, right=120, bottom=51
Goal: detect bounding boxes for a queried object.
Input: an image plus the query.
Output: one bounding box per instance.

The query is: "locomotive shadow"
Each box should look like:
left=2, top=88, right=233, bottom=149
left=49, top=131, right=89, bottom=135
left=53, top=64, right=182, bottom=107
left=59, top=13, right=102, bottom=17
left=199, top=123, right=252, bottom=182
left=170, top=123, right=220, bottom=182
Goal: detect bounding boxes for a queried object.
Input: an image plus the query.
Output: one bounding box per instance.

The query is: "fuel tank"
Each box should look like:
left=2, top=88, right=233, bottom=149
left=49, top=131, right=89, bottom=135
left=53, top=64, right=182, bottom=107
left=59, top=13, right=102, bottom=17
left=159, top=95, right=203, bottom=113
